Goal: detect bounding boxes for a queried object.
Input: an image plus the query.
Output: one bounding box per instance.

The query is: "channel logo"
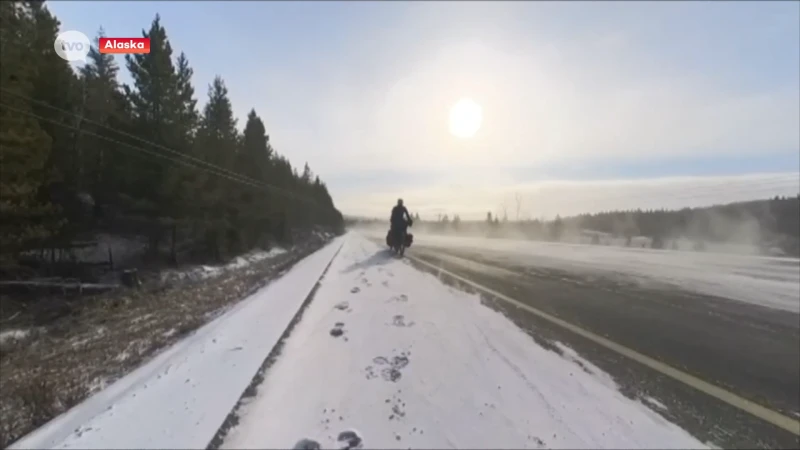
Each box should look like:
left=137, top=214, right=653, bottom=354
left=54, top=30, right=90, bottom=62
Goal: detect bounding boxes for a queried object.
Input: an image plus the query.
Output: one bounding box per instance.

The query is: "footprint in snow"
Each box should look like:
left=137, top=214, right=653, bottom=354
left=529, top=436, right=546, bottom=448
left=330, top=322, right=346, bottom=338
left=293, top=438, right=321, bottom=450
left=335, top=301, right=349, bottom=311
left=389, top=403, right=406, bottom=420
left=381, top=280, right=389, bottom=287
left=350, top=287, right=360, bottom=294
left=337, top=429, right=363, bottom=449
left=390, top=315, right=415, bottom=328
left=386, top=294, right=408, bottom=303
left=368, top=352, right=410, bottom=382
left=74, top=426, right=94, bottom=438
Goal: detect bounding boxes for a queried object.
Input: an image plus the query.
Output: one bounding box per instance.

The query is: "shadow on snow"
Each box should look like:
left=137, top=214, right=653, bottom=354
left=341, top=249, right=396, bottom=274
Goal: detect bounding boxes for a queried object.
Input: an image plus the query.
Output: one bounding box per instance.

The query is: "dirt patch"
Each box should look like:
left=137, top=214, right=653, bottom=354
left=0, top=235, right=334, bottom=448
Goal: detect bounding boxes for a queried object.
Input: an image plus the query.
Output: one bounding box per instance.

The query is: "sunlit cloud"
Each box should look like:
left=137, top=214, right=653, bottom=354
left=249, top=3, right=799, bottom=217
left=285, top=39, right=798, bottom=173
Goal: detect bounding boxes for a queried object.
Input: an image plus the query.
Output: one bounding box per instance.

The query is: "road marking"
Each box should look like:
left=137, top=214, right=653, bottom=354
left=408, top=253, right=800, bottom=436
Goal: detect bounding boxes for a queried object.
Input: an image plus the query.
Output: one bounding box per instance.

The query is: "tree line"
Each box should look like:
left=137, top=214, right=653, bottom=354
left=0, top=2, right=343, bottom=276
left=350, top=195, right=800, bottom=256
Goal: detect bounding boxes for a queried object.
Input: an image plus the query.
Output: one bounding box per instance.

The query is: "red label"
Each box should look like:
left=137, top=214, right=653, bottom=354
left=99, top=37, right=151, bottom=54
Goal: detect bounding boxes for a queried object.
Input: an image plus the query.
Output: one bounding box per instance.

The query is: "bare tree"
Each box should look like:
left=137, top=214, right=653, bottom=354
left=514, top=192, right=522, bottom=221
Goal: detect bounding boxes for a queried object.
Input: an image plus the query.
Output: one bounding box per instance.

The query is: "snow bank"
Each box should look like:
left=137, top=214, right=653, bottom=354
left=9, top=238, right=343, bottom=450
left=222, top=236, right=706, bottom=449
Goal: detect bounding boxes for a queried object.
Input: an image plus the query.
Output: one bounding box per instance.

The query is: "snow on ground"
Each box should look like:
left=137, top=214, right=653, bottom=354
left=10, top=233, right=709, bottom=449
left=160, top=247, right=288, bottom=284
left=0, top=329, right=31, bottom=345
left=364, top=231, right=800, bottom=313
left=222, top=235, right=706, bottom=449
left=642, top=396, right=669, bottom=412
left=9, top=238, right=343, bottom=450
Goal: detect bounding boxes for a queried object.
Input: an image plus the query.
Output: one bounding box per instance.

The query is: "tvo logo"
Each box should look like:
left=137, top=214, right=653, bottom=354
left=54, top=30, right=90, bottom=62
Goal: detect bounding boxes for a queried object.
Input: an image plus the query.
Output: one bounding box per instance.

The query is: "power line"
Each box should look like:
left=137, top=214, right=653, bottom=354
left=0, top=101, right=265, bottom=191
left=0, top=87, right=272, bottom=193
left=0, top=100, right=328, bottom=210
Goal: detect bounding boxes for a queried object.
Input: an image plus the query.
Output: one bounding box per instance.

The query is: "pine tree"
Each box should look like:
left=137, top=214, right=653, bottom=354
left=25, top=1, right=78, bottom=184
left=24, top=1, right=79, bottom=245
left=239, top=109, right=271, bottom=181
left=173, top=52, right=198, bottom=144
left=79, top=28, right=124, bottom=201
left=162, top=50, right=200, bottom=227
left=301, top=162, right=313, bottom=185
left=0, top=1, right=60, bottom=269
left=193, top=76, right=240, bottom=259
left=230, top=109, right=275, bottom=249
left=124, top=14, right=180, bottom=217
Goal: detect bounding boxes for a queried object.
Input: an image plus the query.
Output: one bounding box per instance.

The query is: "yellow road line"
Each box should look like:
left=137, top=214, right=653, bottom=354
left=408, top=253, right=800, bottom=436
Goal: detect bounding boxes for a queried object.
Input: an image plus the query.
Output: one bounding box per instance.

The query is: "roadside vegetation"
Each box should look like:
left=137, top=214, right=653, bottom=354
left=0, top=2, right=344, bottom=446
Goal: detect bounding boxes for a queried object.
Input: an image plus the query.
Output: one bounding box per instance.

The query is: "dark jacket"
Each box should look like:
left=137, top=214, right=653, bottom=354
left=390, top=205, right=411, bottom=228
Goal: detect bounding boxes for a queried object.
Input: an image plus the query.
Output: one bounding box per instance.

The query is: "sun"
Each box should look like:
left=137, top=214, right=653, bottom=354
left=448, top=98, right=483, bottom=139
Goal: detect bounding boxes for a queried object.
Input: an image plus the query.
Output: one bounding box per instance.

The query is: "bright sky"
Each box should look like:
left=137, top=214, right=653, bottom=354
left=50, top=1, right=800, bottom=220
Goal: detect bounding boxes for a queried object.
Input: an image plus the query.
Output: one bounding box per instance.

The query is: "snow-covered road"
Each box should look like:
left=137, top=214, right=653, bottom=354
left=11, top=233, right=708, bottom=449
left=222, top=235, right=704, bottom=449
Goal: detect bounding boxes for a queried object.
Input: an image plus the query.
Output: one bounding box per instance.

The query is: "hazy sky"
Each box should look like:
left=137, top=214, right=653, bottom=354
left=50, top=1, right=800, bottom=220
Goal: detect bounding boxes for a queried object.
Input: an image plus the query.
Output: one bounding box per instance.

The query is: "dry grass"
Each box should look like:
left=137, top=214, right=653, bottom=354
left=0, top=235, right=331, bottom=448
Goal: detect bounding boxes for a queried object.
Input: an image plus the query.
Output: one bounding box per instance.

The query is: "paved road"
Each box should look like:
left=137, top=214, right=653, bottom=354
left=400, top=240, right=799, bottom=449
